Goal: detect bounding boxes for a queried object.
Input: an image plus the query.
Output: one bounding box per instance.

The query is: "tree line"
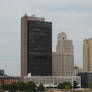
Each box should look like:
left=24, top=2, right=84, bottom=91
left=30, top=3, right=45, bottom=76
left=0, top=81, right=79, bottom=92
left=0, top=81, right=45, bottom=92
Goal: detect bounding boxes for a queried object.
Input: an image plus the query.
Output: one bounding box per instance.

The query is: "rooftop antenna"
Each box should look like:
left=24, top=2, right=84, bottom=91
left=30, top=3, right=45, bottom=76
left=24, top=13, right=27, bottom=16
left=32, top=14, right=35, bottom=17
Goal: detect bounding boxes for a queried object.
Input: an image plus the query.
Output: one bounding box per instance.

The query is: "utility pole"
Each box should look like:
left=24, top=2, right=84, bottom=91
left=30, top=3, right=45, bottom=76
left=72, top=76, right=74, bottom=92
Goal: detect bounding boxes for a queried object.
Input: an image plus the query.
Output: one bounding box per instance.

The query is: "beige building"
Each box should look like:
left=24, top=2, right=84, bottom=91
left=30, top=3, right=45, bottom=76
left=83, top=38, right=92, bottom=72
left=52, top=32, right=75, bottom=76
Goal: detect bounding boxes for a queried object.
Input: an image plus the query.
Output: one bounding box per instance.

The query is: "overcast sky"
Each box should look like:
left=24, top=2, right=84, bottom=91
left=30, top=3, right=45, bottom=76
left=0, top=0, right=92, bottom=76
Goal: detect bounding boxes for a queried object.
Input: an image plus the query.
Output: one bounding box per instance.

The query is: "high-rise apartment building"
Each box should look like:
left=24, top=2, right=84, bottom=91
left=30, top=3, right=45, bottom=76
left=83, top=38, right=92, bottom=72
left=21, top=15, right=52, bottom=76
left=52, top=32, right=75, bottom=76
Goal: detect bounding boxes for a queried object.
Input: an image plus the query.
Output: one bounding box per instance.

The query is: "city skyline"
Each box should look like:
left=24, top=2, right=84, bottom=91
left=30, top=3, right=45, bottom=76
left=0, top=0, right=92, bottom=76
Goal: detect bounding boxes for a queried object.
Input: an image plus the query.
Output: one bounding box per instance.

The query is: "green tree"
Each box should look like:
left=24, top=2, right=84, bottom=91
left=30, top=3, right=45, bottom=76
left=1, top=84, right=9, bottom=91
left=37, top=83, right=46, bottom=91
left=88, top=82, right=92, bottom=89
left=65, top=84, right=71, bottom=90
left=57, top=83, right=64, bottom=89
left=1, top=83, right=18, bottom=92
left=17, top=82, right=27, bottom=91
left=73, top=81, right=78, bottom=89
left=64, top=82, right=71, bottom=89
left=57, top=82, right=71, bottom=89
left=8, top=82, right=18, bottom=92
left=26, top=81, right=37, bottom=92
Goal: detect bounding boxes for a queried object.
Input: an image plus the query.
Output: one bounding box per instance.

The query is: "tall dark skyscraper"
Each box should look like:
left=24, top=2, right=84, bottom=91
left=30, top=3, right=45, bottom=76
left=21, top=15, right=52, bottom=76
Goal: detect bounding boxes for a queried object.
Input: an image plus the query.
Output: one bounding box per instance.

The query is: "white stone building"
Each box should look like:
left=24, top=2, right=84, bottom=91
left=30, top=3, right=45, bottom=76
left=23, top=75, right=81, bottom=87
left=53, top=32, right=75, bottom=76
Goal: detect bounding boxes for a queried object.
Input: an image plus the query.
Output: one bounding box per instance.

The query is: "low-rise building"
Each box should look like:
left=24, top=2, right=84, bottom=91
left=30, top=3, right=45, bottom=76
left=23, top=75, right=81, bottom=87
left=0, top=76, right=20, bottom=87
left=78, top=72, right=92, bottom=88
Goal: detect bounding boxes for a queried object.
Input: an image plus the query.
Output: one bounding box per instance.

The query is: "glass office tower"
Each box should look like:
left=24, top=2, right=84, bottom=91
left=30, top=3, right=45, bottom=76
left=21, top=15, right=52, bottom=76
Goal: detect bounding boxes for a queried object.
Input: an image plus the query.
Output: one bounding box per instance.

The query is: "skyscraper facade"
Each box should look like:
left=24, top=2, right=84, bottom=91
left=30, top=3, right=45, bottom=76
left=21, top=15, right=52, bottom=76
left=83, top=38, right=92, bottom=72
left=52, top=32, right=75, bottom=76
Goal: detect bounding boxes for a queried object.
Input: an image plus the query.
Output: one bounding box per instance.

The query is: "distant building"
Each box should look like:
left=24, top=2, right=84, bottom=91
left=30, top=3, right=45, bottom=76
left=0, top=76, right=20, bottom=87
left=83, top=38, right=92, bottom=72
left=74, top=66, right=83, bottom=75
left=74, top=66, right=79, bottom=76
left=52, top=32, right=75, bottom=76
left=0, top=70, right=4, bottom=76
left=21, top=15, right=52, bottom=76
left=23, top=75, right=81, bottom=87
left=78, top=72, right=92, bottom=88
